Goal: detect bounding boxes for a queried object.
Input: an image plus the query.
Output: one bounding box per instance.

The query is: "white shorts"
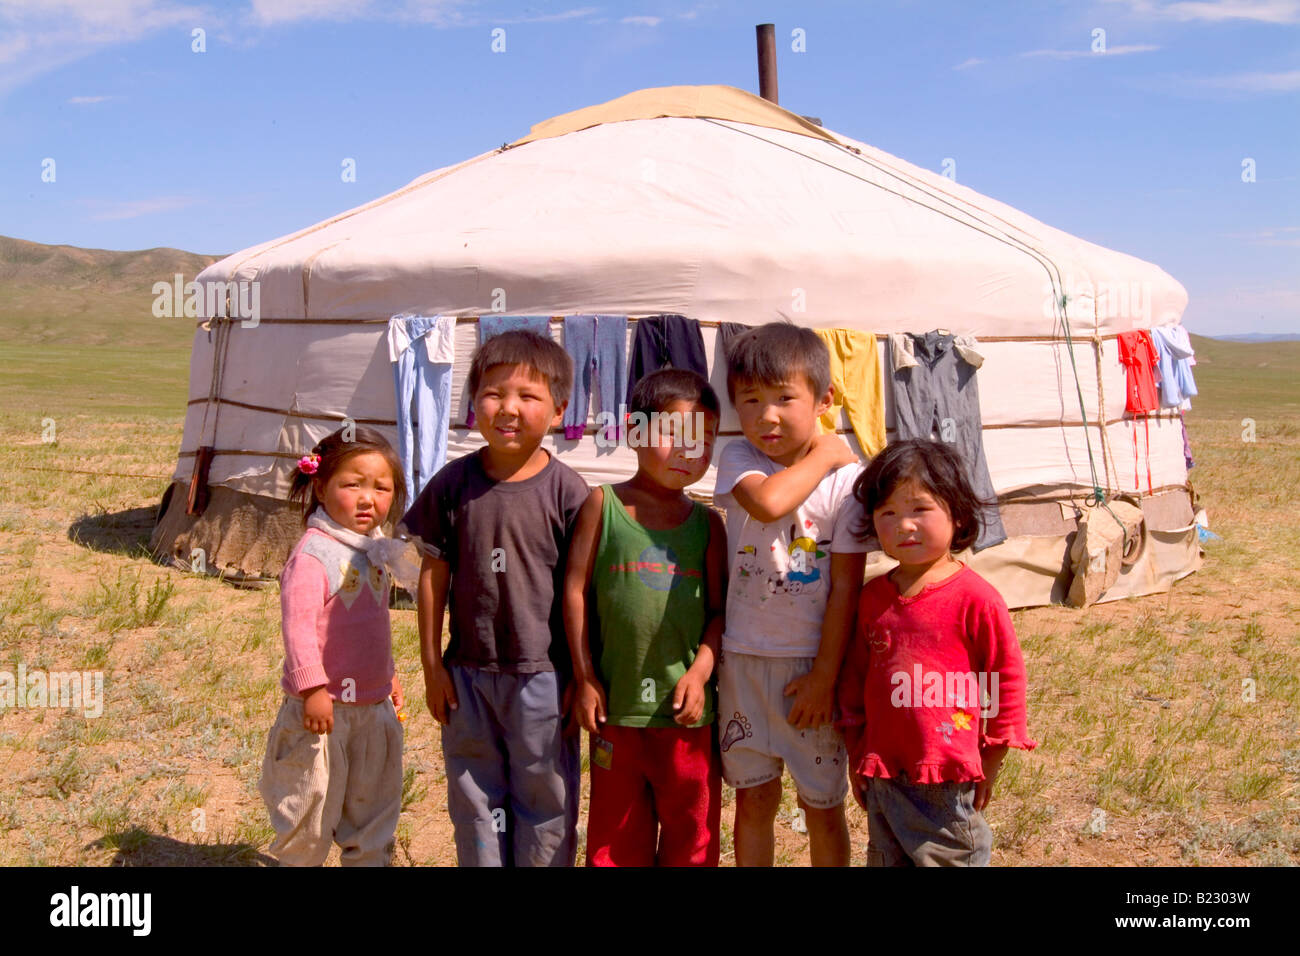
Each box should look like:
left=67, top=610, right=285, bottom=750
left=717, top=651, right=848, bottom=809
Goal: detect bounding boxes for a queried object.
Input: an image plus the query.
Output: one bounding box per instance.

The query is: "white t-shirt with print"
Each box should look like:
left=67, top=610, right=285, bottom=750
left=714, top=438, right=868, bottom=658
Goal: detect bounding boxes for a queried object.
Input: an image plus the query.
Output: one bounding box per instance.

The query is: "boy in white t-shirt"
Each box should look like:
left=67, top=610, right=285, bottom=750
left=714, top=323, right=868, bottom=866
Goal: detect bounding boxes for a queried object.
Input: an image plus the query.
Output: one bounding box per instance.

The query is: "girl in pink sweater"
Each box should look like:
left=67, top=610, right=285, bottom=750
left=838, top=439, right=1035, bottom=866
left=258, top=426, right=413, bottom=866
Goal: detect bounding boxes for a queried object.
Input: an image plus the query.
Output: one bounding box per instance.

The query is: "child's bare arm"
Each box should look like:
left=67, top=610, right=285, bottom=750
left=729, top=434, right=857, bottom=523
left=784, top=551, right=866, bottom=729
left=563, top=488, right=607, bottom=732
left=673, top=508, right=727, bottom=725
left=975, top=745, right=1009, bottom=811
left=836, top=614, right=869, bottom=755
left=417, top=554, right=456, bottom=723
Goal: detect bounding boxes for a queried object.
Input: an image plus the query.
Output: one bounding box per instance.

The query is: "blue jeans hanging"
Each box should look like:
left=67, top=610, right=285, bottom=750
left=391, top=315, right=453, bottom=504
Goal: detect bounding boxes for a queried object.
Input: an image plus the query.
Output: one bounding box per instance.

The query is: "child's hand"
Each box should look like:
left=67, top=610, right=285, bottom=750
left=302, top=685, right=334, bottom=734
left=974, top=744, right=1008, bottom=811
left=574, top=677, right=607, bottom=734
left=391, top=673, right=404, bottom=710
left=423, top=664, right=459, bottom=725
left=391, top=673, right=405, bottom=720
left=811, top=433, right=858, bottom=469
left=783, top=665, right=836, bottom=729
left=671, top=672, right=707, bottom=726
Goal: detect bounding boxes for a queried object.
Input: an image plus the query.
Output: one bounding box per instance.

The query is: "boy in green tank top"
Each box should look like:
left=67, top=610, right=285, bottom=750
left=564, top=369, right=727, bottom=866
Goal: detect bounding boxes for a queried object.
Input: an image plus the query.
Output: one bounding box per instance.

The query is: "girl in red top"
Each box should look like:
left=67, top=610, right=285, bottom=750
left=838, top=439, right=1035, bottom=866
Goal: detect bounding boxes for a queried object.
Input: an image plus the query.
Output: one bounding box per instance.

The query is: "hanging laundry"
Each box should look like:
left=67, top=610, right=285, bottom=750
left=626, top=314, right=708, bottom=398
left=1116, top=330, right=1161, bottom=414
left=813, top=328, right=886, bottom=458
left=563, top=314, right=628, bottom=442
left=1117, top=330, right=1162, bottom=494
left=1150, top=325, right=1198, bottom=409
left=888, top=330, right=1006, bottom=551
left=890, top=332, right=984, bottom=371
left=390, top=314, right=456, bottom=504
left=466, top=315, right=554, bottom=427
left=1180, top=412, right=1194, bottom=471
left=717, top=322, right=751, bottom=359
left=478, top=314, right=552, bottom=343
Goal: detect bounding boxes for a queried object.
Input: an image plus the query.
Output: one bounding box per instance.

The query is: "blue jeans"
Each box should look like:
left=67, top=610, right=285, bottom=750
left=562, top=314, right=628, bottom=441
left=392, top=315, right=452, bottom=504
left=863, top=775, right=992, bottom=866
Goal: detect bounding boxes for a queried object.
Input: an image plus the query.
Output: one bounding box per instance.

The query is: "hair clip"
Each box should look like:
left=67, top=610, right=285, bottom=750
left=298, top=454, right=321, bottom=474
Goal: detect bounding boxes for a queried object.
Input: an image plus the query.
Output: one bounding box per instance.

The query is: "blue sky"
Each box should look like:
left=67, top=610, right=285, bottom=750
left=1, top=0, right=1296, bottom=335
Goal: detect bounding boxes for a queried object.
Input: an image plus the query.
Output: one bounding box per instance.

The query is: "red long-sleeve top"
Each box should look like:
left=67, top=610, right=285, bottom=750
left=837, top=564, right=1036, bottom=784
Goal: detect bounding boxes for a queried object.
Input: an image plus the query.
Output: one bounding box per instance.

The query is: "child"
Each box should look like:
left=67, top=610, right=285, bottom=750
left=714, top=323, right=867, bottom=867
left=400, top=329, right=589, bottom=867
left=258, top=425, right=407, bottom=866
left=565, top=369, right=728, bottom=867
left=838, top=439, right=1036, bottom=866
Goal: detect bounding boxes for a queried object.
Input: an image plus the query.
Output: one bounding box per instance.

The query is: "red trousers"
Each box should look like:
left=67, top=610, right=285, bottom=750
left=586, top=723, right=721, bottom=867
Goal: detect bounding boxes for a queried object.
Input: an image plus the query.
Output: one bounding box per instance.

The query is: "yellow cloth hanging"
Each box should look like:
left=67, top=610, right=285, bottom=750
left=813, top=328, right=886, bottom=458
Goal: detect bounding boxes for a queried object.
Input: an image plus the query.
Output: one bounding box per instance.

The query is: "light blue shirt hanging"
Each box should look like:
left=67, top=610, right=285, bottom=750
left=389, top=313, right=456, bottom=504
left=1150, top=325, right=1198, bottom=408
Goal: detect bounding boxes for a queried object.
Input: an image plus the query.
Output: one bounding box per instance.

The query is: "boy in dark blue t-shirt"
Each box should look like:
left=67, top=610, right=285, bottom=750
left=401, top=329, right=588, bottom=867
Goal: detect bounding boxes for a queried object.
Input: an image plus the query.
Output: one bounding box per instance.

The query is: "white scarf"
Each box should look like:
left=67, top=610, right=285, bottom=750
left=307, top=509, right=422, bottom=593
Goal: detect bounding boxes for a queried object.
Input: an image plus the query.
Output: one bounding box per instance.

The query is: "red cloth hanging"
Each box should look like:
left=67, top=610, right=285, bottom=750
left=1117, top=330, right=1161, bottom=414
left=1118, top=331, right=1160, bottom=493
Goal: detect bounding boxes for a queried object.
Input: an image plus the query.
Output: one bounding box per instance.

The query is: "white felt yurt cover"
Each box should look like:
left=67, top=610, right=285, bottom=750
left=158, top=85, right=1199, bottom=606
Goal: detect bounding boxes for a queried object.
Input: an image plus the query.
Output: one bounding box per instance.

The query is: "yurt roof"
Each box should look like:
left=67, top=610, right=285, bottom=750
left=196, top=84, right=1187, bottom=335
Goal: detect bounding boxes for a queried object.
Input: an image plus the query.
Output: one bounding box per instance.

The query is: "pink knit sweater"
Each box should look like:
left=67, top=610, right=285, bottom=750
left=279, top=527, right=394, bottom=705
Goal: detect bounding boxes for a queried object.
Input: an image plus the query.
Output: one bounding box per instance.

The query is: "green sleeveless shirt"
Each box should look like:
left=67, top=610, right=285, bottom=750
left=593, top=484, right=715, bottom=727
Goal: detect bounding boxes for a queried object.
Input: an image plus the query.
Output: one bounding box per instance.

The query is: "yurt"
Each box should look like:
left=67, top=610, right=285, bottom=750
left=151, top=84, right=1200, bottom=608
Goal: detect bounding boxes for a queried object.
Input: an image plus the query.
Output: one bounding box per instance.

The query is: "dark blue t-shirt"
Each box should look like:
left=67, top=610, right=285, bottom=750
left=400, top=449, right=589, bottom=674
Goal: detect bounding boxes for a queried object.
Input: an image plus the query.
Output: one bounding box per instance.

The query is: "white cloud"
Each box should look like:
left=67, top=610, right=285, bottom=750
left=391, top=3, right=600, bottom=27
left=67, top=94, right=113, bottom=103
left=82, top=195, right=200, bottom=220
left=953, top=57, right=986, bottom=70
left=0, top=1, right=604, bottom=97
left=1020, top=44, right=1161, bottom=58
left=621, top=16, right=662, bottom=27
left=1103, top=0, right=1300, bottom=23
left=246, top=0, right=377, bottom=27
left=1223, top=226, right=1300, bottom=245
left=1197, top=69, right=1300, bottom=90
left=0, top=0, right=204, bottom=97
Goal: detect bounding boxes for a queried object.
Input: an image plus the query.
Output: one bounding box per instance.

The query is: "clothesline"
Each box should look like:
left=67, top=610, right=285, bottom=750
left=195, top=314, right=1139, bottom=343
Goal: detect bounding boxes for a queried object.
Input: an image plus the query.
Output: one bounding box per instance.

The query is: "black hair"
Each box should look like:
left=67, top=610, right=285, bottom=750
left=851, top=439, right=991, bottom=553
left=288, top=425, right=406, bottom=528
left=724, top=322, right=831, bottom=402
left=466, top=328, right=573, bottom=407
left=628, top=367, right=721, bottom=419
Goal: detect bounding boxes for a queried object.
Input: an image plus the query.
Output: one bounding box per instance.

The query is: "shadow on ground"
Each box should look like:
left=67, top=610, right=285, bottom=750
left=88, top=829, right=278, bottom=867
left=67, top=507, right=158, bottom=559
